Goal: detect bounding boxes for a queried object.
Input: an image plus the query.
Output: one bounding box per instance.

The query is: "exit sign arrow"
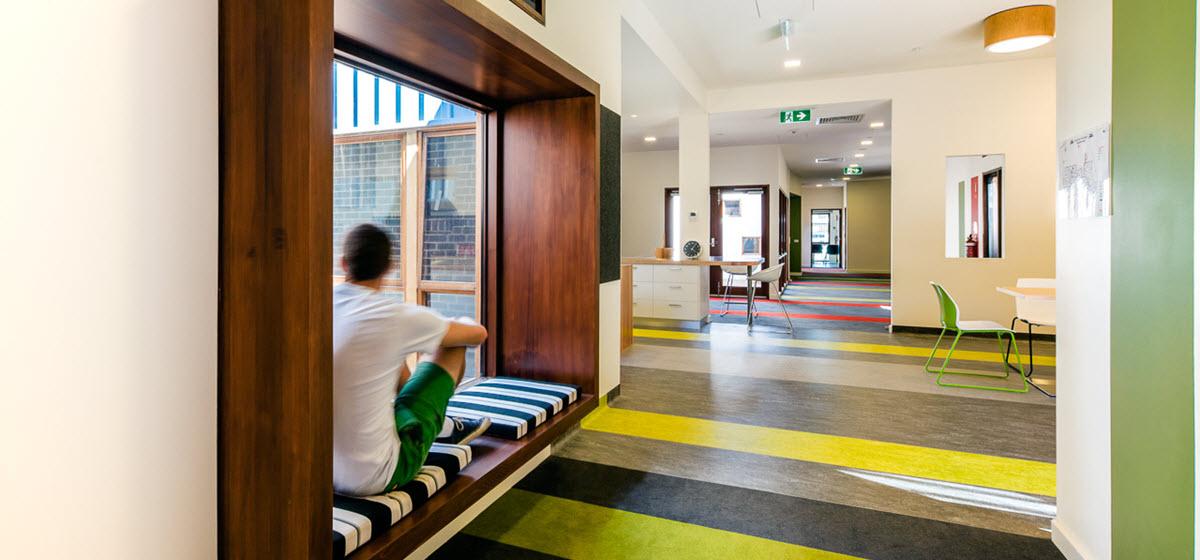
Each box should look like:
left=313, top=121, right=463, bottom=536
left=780, top=109, right=811, bottom=123
left=843, top=166, right=864, bottom=175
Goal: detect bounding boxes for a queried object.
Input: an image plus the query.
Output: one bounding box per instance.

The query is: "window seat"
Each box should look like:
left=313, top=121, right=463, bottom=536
left=335, top=378, right=596, bottom=559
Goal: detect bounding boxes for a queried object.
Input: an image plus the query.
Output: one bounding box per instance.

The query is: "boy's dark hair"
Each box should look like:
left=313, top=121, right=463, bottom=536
left=343, top=223, right=392, bottom=281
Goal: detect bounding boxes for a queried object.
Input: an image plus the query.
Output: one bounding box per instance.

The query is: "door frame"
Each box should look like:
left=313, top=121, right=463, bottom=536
left=809, top=208, right=844, bottom=269
left=709, top=185, right=770, bottom=296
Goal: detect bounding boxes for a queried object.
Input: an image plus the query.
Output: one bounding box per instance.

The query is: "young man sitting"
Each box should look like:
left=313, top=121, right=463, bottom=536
left=333, top=223, right=490, bottom=497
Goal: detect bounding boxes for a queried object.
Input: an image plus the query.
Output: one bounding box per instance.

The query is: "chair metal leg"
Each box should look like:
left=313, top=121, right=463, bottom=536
left=720, top=273, right=733, bottom=316
left=930, top=330, right=1030, bottom=393
left=780, top=291, right=795, bottom=336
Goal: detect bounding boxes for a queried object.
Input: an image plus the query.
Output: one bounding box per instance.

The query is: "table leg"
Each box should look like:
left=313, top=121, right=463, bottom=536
left=746, top=265, right=755, bottom=330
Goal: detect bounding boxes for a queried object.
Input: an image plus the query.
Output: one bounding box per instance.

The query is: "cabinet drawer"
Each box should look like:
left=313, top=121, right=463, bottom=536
left=653, top=301, right=702, bottom=321
left=653, top=282, right=701, bottom=302
left=632, top=300, right=653, bottom=317
left=631, top=281, right=654, bottom=302
left=632, top=265, right=654, bottom=282
left=652, top=265, right=698, bottom=284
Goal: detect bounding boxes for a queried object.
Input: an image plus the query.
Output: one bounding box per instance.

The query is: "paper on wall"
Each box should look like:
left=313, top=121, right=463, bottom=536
left=1057, top=124, right=1111, bottom=219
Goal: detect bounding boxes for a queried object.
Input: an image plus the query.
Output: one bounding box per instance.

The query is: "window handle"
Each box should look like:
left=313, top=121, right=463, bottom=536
left=668, top=304, right=682, bottom=308
left=669, top=285, right=682, bottom=289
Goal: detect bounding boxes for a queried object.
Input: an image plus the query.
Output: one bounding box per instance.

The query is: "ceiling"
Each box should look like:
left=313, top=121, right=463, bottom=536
left=712, top=99, right=892, bottom=186
left=621, top=20, right=691, bottom=151
left=640, top=0, right=1057, bottom=89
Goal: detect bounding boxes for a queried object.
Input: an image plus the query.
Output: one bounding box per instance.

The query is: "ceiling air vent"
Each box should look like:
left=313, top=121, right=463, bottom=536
left=814, top=156, right=844, bottom=164
left=817, top=114, right=864, bottom=125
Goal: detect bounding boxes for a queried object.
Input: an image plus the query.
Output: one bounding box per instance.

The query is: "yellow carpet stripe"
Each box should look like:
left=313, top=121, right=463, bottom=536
left=782, top=295, right=892, bottom=303
left=632, top=328, right=1056, bottom=367
left=464, top=488, right=860, bottom=560
left=583, top=407, right=1056, bottom=497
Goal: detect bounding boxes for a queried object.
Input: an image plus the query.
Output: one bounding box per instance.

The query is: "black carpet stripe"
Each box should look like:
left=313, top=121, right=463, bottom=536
left=516, top=457, right=1064, bottom=560
left=432, top=533, right=567, bottom=560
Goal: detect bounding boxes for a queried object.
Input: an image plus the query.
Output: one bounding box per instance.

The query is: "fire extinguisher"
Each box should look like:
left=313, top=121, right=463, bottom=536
left=965, top=233, right=979, bottom=258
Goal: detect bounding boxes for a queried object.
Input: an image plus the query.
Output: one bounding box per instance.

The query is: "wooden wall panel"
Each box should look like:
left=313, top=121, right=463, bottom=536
left=219, top=0, right=333, bottom=558
left=500, top=97, right=600, bottom=395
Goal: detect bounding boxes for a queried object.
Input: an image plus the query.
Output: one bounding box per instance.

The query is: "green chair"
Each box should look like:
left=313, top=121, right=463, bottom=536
left=924, top=282, right=1028, bottom=393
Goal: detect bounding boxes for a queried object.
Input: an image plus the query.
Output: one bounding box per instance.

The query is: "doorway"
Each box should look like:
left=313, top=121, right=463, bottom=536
left=810, top=208, right=843, bottom=269
left=789, top=194, right=803, bottom=275
left=709, top=186, right=769, bottom=296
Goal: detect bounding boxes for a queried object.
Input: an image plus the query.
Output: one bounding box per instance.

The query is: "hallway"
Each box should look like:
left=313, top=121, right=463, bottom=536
left=435, top=278, right=1061, bottom=559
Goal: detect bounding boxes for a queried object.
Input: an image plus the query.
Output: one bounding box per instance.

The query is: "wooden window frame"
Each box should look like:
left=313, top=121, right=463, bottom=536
left=221, top=1, right=602, bottom=558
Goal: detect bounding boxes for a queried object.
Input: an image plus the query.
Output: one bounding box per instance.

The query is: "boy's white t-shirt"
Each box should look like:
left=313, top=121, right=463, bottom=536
left=332, top=282, right=450, bottom=496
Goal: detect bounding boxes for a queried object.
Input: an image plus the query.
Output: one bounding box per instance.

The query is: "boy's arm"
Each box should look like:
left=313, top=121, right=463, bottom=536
left=439, top=317, right=488, bottom=348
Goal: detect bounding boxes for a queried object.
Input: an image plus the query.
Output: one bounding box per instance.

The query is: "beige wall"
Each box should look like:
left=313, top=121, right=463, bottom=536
left=479, top=0, right=624, bottom=395
left=0, top=2, right=217, bottom=557
left=794, top=186, right=846, bottom=268
left=710, top=58, right=1056, bottom=327
left=1053, top=0, right=1113, bottom=558
left=621, top=150, right=678, bottom=257
left=846, top=178, right=892, bottom=274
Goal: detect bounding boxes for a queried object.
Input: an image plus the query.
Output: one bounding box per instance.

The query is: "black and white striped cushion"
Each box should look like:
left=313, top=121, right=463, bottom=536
left=330, top=443, right=471, bottom=559
left=446, top=377, right=580, bottom=440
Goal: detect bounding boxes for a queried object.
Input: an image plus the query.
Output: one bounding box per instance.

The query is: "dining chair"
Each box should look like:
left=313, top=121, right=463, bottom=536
left=719, top=265, right=754, bottom=315
left=924, top=282, right=1028, bottom=393
left=747, top=264, right=793, bottom=335
left=1004, top=277, right=1056, bottom=397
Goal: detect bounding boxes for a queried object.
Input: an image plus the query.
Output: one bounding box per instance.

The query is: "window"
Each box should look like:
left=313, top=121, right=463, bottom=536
left=724, top=200, right=742, bottom=217
left=333, top=60, right=483, bottom=376
left=741, top=236, right=761, bottom=255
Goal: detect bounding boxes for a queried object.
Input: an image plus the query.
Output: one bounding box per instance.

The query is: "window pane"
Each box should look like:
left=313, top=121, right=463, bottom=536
left=422, top=134, right=477, bottom=282
left=426, top=292, right=478, bottom=377
left=333, top=137, right=404, bottom=300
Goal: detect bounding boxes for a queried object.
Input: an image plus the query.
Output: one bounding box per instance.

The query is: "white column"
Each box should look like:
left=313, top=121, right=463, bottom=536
left=677, top=111, right=711, bottom=256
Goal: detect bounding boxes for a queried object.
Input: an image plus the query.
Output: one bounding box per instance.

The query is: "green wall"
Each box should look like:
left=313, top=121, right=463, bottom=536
left=1112, top=0, right=1196, bottom=557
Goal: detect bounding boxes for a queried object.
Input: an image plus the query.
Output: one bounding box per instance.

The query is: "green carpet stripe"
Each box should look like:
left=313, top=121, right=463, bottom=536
left=464, top=488, right=859, bottom=560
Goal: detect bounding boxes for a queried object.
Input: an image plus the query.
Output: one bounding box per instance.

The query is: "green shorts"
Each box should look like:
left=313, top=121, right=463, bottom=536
left=386, top=362, right=456, bottom=490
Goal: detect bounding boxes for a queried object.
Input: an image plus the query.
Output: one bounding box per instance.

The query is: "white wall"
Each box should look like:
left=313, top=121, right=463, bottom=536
left=621, top=150, right=679, bottom=257
left=479, top=0, right=624, bottom=395
left=0, top=2, right=217, bottom=558
left=709, top=58, right=1057, bottom=328
left=1053, top=0, right=1112, bottom=558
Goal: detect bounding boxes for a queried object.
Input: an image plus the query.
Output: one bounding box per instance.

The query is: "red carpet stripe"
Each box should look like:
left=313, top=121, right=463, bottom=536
left=712, top=308, right=891, bottom=323
left=709, top=297, right=888, bottom=309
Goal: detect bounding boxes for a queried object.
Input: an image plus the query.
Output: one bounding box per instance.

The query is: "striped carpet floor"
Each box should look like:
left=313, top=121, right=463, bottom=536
left=710, top=274, right=892, bottom=333
left=431, top=273, right=1063, bottom=559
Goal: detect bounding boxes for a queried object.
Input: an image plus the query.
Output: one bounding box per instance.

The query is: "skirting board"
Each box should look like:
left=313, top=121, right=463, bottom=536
left=405, top=446, right=553, bottom=559
left=891, top=324, right=1056, bottom=342
left=1050, top=519, right=1091, bottom=560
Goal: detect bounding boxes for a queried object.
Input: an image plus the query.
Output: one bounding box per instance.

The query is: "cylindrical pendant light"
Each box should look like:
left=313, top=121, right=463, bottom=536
left=984, top=5, right=1056, bottom=53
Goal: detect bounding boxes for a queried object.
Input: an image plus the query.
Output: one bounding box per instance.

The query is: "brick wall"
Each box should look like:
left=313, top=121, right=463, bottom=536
left=332, top=139, right=404, bottom=290
left=422, top=134, right=476, bottom=283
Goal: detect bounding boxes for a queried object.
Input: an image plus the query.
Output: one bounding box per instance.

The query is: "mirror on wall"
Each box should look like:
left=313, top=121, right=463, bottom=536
left=945, top=154, right=1005, bottom=259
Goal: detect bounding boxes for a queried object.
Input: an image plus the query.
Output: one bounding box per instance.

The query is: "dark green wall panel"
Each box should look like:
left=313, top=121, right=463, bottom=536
left=1112, top=0, right=1195, bottom=557
left=600, top=105, right=621, bottom=283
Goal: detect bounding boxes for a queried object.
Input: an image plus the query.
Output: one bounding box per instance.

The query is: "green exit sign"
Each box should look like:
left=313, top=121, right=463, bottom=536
left=842, top=166, right=864, bottom=176
left=779, top=109, right=811, bottom=123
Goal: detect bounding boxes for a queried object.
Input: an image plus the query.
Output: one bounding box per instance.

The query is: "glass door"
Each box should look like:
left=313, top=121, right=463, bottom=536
left=710, top=186, right=768, bottom=296
left=810, top=208, right=843, bottom=269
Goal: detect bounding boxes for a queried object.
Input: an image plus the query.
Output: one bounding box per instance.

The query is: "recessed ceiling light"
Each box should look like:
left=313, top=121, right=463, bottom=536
left=829, top=178, right=836, bottom=181
left=860, top=139, right=874, bottom=146
left=644, top=136, right=657, bottom=143
left=854, top=153, right=865, bottom=158
left=847, top=163, right=861, bottom=168
left=869, top=121, right=885, bottom=128
left=842, top=176, right=851, bottom=181
left=630, top=114, right=639, bottom=119
left=784, top=59, right=802, bottom=69
left=816, top=183, right=824, bottom=187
